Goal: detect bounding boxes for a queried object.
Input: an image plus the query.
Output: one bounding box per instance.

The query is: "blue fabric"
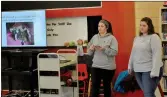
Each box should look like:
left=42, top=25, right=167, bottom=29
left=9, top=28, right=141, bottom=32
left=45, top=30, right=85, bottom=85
left=135, top=67, right=163, bottom=97
left=114, top=70, right=129, bottom=93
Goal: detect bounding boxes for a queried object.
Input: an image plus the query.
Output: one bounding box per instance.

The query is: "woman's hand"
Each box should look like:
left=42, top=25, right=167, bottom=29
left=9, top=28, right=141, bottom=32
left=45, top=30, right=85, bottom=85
left=150, top=73, right=156, bottom=78
left=95, top=45, right=109, bottom=51
left=89, top=45, right=95, bottom=51
left=95, top=46, right=105, bottom=51
left=128, top=69, right=133, bottom=75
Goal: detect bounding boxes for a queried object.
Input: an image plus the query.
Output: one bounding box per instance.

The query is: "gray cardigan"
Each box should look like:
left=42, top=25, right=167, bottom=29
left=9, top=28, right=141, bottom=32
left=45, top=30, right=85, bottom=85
left=128, top=34, right=163, bottom=76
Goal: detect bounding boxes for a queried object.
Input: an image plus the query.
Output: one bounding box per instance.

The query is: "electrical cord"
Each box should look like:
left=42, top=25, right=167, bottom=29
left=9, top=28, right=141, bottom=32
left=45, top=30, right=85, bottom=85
left=2, top=89, right=39, bottom=97
left=2, top=90, right=22, bottom=97
left=22, top=89, right=39, bottom=97
left=22, top=91, right=30, bottom=97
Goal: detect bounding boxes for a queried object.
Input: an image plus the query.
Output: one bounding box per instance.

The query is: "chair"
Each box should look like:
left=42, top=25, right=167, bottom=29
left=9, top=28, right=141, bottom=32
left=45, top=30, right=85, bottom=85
left=158, top=83, right=164, bottom=97
left=78, top=64, right=88, bottom=97
left=60, top=70, right=72, bottom=86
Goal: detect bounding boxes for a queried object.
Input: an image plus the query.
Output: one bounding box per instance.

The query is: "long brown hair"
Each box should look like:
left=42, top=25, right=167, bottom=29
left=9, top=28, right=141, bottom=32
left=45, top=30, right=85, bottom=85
left=139, top=17, right=155, bottom=36
left=100, top=19, right=114, bottom=35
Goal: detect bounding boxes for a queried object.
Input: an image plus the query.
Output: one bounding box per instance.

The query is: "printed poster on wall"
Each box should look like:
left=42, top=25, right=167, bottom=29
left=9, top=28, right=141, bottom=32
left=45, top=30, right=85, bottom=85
left=47, top=17, right=88, bottom=46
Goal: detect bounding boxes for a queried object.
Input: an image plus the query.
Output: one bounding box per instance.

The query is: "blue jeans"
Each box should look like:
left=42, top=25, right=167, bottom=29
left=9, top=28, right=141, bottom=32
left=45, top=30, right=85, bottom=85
left=135, top=67, right=163, bottom=97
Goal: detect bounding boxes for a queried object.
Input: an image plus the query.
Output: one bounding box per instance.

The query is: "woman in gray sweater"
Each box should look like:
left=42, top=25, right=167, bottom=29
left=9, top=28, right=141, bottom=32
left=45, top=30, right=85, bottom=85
left=128, top=17, right=163, bottom=97
left=87, top=19, right=118, bottom=97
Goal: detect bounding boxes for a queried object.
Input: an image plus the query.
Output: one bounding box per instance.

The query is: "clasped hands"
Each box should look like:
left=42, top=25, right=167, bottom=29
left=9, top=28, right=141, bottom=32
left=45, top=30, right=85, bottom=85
left=89, top=45, right=109, bottom=51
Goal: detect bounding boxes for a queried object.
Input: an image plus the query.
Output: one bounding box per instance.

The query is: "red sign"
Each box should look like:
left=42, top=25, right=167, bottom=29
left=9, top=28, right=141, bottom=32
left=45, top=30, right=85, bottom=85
left=164, top=1, right=167, bottom=5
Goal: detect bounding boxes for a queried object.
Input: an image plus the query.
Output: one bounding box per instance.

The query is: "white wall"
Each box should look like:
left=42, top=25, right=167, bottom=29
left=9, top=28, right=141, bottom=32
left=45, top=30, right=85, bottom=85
left=47, top=17, right=88, bottom=46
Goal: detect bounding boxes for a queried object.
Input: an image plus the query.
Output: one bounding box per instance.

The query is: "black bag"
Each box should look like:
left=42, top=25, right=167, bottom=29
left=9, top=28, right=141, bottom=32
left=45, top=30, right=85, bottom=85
left=120, top=74, right=141, bottom=93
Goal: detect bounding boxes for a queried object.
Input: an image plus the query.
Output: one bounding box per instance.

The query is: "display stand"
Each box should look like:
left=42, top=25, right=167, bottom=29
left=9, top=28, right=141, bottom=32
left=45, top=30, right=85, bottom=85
left=57, top=49, right=79, bottom=97
left=1, top=49, right=43, bottom=97
left=37, top=53, right=61, bottom=97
